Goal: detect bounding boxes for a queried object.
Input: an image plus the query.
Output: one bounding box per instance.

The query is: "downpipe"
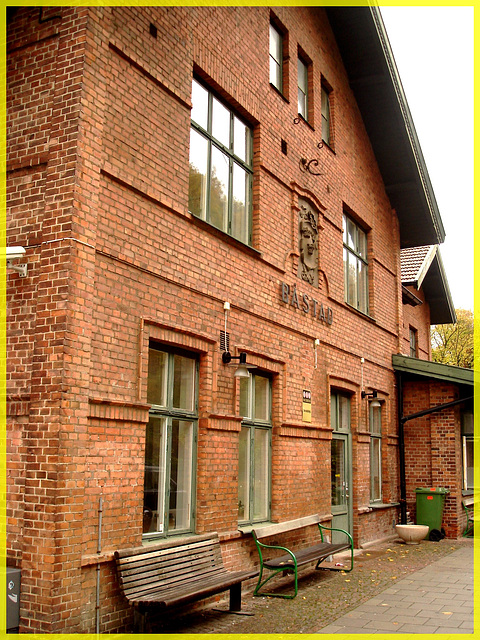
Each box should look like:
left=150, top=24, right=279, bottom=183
left=96, top=496, right=103, bottom=634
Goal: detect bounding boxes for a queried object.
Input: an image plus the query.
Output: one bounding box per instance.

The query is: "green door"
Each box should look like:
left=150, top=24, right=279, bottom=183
left=330, top=393, right=353, bottom=543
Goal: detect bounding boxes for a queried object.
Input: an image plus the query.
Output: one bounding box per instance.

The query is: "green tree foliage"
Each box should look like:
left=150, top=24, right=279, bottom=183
left=431, top=309, right=474, bottom=369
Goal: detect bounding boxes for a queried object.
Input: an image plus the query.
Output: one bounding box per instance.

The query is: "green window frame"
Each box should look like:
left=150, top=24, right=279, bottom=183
left=343, top=213, right=369, bottom=314
left=144, top=344, right=198, bottom=538
left=461, top=410, right=474, bottom=491
left=188, top=78, right=253, bottom=245
left=369, top=402, right=382, bottom=503
left=238, top=373, right=272, bottom=525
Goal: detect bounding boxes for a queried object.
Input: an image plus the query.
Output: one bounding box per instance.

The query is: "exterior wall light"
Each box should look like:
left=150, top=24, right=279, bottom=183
left=362, top=389, right=381, bottom=408
left=6, top=246, right=28, bottom=277
left=222, top=351, right=254, bottom=378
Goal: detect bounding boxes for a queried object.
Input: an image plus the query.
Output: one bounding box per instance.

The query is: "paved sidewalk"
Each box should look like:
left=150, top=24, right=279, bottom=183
left=316, top=545, right=474, bottom=634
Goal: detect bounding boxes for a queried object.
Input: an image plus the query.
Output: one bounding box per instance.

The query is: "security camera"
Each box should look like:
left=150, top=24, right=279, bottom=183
left=6, top=246, right=27, bottom=277
left=6, top=246, right=26, bottom=260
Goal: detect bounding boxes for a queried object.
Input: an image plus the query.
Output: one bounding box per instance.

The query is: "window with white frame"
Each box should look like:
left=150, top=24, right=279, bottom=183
left=343, top=213, right=369, bottom=314
left=188, top=78, right=253, bottom=245
left=269, top=22, right=283, bottom=92
left=297, top=57, right=309, bottom=120
left=238, top=372, right=272, bottom=524
left=370, top=402, right=382, bottom=503
left=143, top=345, right=198, bottom=537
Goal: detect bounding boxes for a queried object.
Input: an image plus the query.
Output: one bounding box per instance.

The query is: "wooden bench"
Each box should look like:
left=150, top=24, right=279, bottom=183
left=252, top=514, right=354, bottom=599
left=114, top=533, right=258, bottom=631
left=462, top=496, right=474, bottom=537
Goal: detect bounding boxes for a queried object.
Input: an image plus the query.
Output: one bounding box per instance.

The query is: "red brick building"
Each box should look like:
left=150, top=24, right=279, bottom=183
left=6, top=6, right=468, bottom=634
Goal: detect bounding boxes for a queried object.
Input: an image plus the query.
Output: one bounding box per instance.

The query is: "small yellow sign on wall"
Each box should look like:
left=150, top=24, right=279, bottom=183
left=302, top=389, right=312, bottom=422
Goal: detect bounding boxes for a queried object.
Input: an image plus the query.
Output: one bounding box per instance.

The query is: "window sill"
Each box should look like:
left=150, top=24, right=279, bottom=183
left=344, top=302, right=376, bottom=324
left=369, top=502, right=400, bottom=510
left=238, top=522, right=274, bottom=535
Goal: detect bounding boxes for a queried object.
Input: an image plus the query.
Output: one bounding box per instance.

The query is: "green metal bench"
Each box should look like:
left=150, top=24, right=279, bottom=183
left=462, top=497, right=474, bottom=537
left=252, top=514, right=353, bottom=599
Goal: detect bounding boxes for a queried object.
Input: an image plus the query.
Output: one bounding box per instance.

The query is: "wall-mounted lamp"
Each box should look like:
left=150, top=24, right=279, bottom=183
left=222, top=351, right=254, bottom=378
left=6, top=246, right=28, bottom=277
left=362, top=389, right=381, bottom=408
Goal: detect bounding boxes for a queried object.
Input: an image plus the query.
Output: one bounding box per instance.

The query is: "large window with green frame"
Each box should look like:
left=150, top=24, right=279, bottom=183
left=238, top=372, right=272, bottom=524
left=343, top=213, right=369, bottom=314
left=143, top=344, right=198, bottom=538
left=188, top=78, right=253, bottom=245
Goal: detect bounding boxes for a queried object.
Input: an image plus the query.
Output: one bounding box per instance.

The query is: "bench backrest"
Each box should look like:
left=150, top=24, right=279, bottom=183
left=463, top=497, right=474, bottom=508
left=252, top=514, right=322, bottom=540
left=114, top=533, right=224, bottom=601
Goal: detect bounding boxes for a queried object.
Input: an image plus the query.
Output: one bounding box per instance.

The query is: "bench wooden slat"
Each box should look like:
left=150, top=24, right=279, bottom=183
left=114, top=533, right=258, bottom=630
left=263, top=541, right=350, bottom=569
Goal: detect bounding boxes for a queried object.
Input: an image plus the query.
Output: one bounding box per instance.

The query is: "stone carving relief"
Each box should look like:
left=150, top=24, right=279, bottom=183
left=297, top=199, right=319, bottom=287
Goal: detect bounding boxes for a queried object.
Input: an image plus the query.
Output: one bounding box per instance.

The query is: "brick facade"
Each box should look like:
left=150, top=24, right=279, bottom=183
left=6, top=6, right=466, bottom=634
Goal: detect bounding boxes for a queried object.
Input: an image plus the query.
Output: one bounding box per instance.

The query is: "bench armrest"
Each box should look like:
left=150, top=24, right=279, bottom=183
left=317, top=522, right=354, bottom=548
left=253, top=536, right=297, bottom=565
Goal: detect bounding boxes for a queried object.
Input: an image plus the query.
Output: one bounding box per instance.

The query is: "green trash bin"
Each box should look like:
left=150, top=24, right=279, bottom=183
left=415, top=487, right=449, bottom=539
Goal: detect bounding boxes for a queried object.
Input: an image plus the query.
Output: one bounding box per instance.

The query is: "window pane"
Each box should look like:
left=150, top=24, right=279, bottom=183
left=212, top=96, right=231, bottom=148
left=254, top=376, right=270, bottom=422
left=191, top=79, right=209, bottom=130
left=238, top=427, right=250, bottom=520
left=338, top=395, right=350, bottom=431
left=233, top=116, right=248, bottom=163
left=347, top=218, right=356, bottom=249
left=143, top=417, right=167, bottom=534
left=147, top=349, right=168, bottom=406
left=371, top=438, right=381, bottom=501
left=269, top=25, right=282, bottom=89
left=172, top=354, right=196, bottom=411
left=188, top=128, right=209, bottom=218
left=210, top=145, right=229, bottom=231
left=253, top=428, right=269, bottom=520
left=169, top=420, right=193, bottom=531
left=231, top=163, right=248, bottom=244
left=358, top=259, right=368, bottom=313
left=297, top=58, right=307, bottom=92
left=269, top=24, right=281, bottom=62
left=346, top=253, right=357, bottom=307
left=331, top=439, right=345, bottom=507
left=298, top=88, right=306, bottom=119
left=321, top=86, right=330, bottom=144
left=270, top=57, right=281, bottom=89
left=239, top=376, right=251, bottom=419
left=370, top=405, right=381, bottom=435
left=357, top=227, right=367, bottom=258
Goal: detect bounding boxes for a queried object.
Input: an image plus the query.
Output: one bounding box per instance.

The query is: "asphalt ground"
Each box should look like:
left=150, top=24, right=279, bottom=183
left=144, top=536, right=474, bottom=634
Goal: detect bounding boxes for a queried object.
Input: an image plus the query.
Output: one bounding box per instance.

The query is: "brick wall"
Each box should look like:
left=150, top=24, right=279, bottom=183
left=7, top=6, right=430, bottom=632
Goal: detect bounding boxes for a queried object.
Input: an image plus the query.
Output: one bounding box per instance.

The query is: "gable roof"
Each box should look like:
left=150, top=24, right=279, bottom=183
left=325, top=6, right=445, bottom=249
left=400, top=245, right=456, bottom=325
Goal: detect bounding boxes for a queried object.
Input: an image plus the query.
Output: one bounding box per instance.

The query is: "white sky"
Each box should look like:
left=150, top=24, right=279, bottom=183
left=380, top=6, right=474, bottom=314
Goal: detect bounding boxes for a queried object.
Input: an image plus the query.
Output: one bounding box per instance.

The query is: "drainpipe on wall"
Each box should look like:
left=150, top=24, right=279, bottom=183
left=96, top=496, right=103, bottom=634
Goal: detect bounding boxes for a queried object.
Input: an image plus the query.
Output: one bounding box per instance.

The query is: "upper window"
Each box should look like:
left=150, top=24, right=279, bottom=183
left=343, top=213, right=369, bottom=314
left=297, top=57, right=309, bottom=120
left=188, top=78, right=253, bottom=245
left=321, top=83, right=332, bottom=145
left=269, top=23, right=283, bottom=91
left=409, top=327, right=418, bottom=358
left=238, top=373, right=272, bottom=524
left=144, top=345, right=198, bottom=538
left=369, top=402, right=382, bottom=503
